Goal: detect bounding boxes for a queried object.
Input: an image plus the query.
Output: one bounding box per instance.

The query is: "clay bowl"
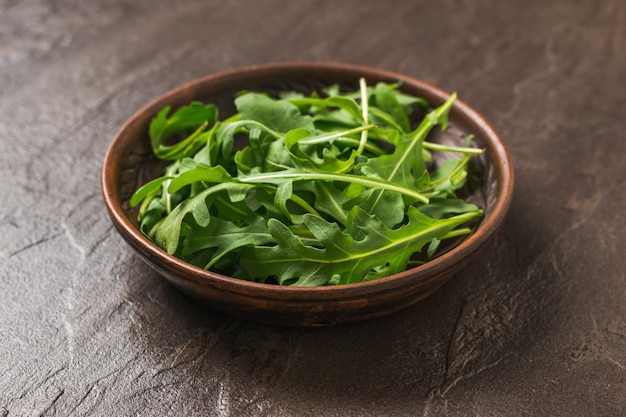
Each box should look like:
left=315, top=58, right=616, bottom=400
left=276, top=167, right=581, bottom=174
left=101, top=62, right=513, bottom=326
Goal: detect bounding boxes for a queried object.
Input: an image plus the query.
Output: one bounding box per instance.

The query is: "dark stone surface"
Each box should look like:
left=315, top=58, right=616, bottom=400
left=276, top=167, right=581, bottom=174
left=1, top=0, right=624, bottom=415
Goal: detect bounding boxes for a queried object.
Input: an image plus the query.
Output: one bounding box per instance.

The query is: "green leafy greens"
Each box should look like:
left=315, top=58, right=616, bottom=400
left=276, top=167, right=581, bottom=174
left=131, top=79, right=484, bottom=286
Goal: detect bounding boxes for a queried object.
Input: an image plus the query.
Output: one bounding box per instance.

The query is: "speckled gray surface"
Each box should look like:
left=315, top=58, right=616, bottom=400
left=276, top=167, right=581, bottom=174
left=1, top=0, right=625, bottom=416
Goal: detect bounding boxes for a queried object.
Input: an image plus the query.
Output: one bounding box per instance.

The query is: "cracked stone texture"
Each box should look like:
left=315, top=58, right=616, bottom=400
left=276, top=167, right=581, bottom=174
left=1, top=0, right=625, bottom=416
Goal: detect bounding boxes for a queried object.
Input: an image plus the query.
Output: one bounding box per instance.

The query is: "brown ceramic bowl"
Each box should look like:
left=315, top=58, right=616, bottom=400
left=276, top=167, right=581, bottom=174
left=101, top=62, right=513, bottom=326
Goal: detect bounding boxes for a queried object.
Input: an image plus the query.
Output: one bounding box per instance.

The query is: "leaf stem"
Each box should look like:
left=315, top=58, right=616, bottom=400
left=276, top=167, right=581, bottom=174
left=421, top=154, right=471, bottom=192
left=440, top=227, right=472, bottom=239
left=297, top=124, right=376, bottom=145
left=357, top=77, right=370, bottom=155
left=163, top=162, right=180, bottom=214
left=423, top=141, right=484, bottom=154
left=240, top=171, right=429, bottom=203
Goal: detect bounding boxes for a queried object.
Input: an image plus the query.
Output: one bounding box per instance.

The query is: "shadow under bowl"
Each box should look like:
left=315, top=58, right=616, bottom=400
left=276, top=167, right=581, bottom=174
left=101, top=62, right=514, bottom=326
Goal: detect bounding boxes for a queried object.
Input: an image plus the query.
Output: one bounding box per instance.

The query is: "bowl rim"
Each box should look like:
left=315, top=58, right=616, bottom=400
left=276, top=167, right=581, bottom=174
left=101, top=61, right=514, bottom=299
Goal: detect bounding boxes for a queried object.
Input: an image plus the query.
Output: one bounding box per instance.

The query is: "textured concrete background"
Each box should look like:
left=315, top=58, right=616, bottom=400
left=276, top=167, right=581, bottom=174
left=1, top=0, right=625, bottom=416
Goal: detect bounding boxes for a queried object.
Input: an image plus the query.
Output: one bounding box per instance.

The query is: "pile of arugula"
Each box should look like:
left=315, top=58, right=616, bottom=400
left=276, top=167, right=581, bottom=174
left=131, top=79, right=484, bottom=286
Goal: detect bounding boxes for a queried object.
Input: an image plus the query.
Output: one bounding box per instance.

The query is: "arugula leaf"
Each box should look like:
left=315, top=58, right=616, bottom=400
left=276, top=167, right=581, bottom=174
left=347, top=94, right=456, bottom=227
left=131, top=81, right=485, bottom=286
left=417, top=198, right=481, bottom=219
left=154, top=182, right=255, bottom=255
left=235, top=93, right=315, bottom=133
left=373, top=82, right=411, bottom=132
left=308, top=181, right=349, bottom=225
left=239, top=206, right=483, bottom=286
left=149, top=102, right=217, bottom=160
left=284, top=124, right=375, bottom=174
left=167, top=164, right=235, bottom=193
left=182, top=216, right=274, bottom=268
left=130, top=176, right=173, bottom=208
left=289, top=95, right=363, bottom=123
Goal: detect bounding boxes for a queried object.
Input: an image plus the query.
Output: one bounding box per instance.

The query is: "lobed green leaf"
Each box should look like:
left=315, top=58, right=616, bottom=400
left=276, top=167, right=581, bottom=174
left=132, top=82, right=484, bottom=286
